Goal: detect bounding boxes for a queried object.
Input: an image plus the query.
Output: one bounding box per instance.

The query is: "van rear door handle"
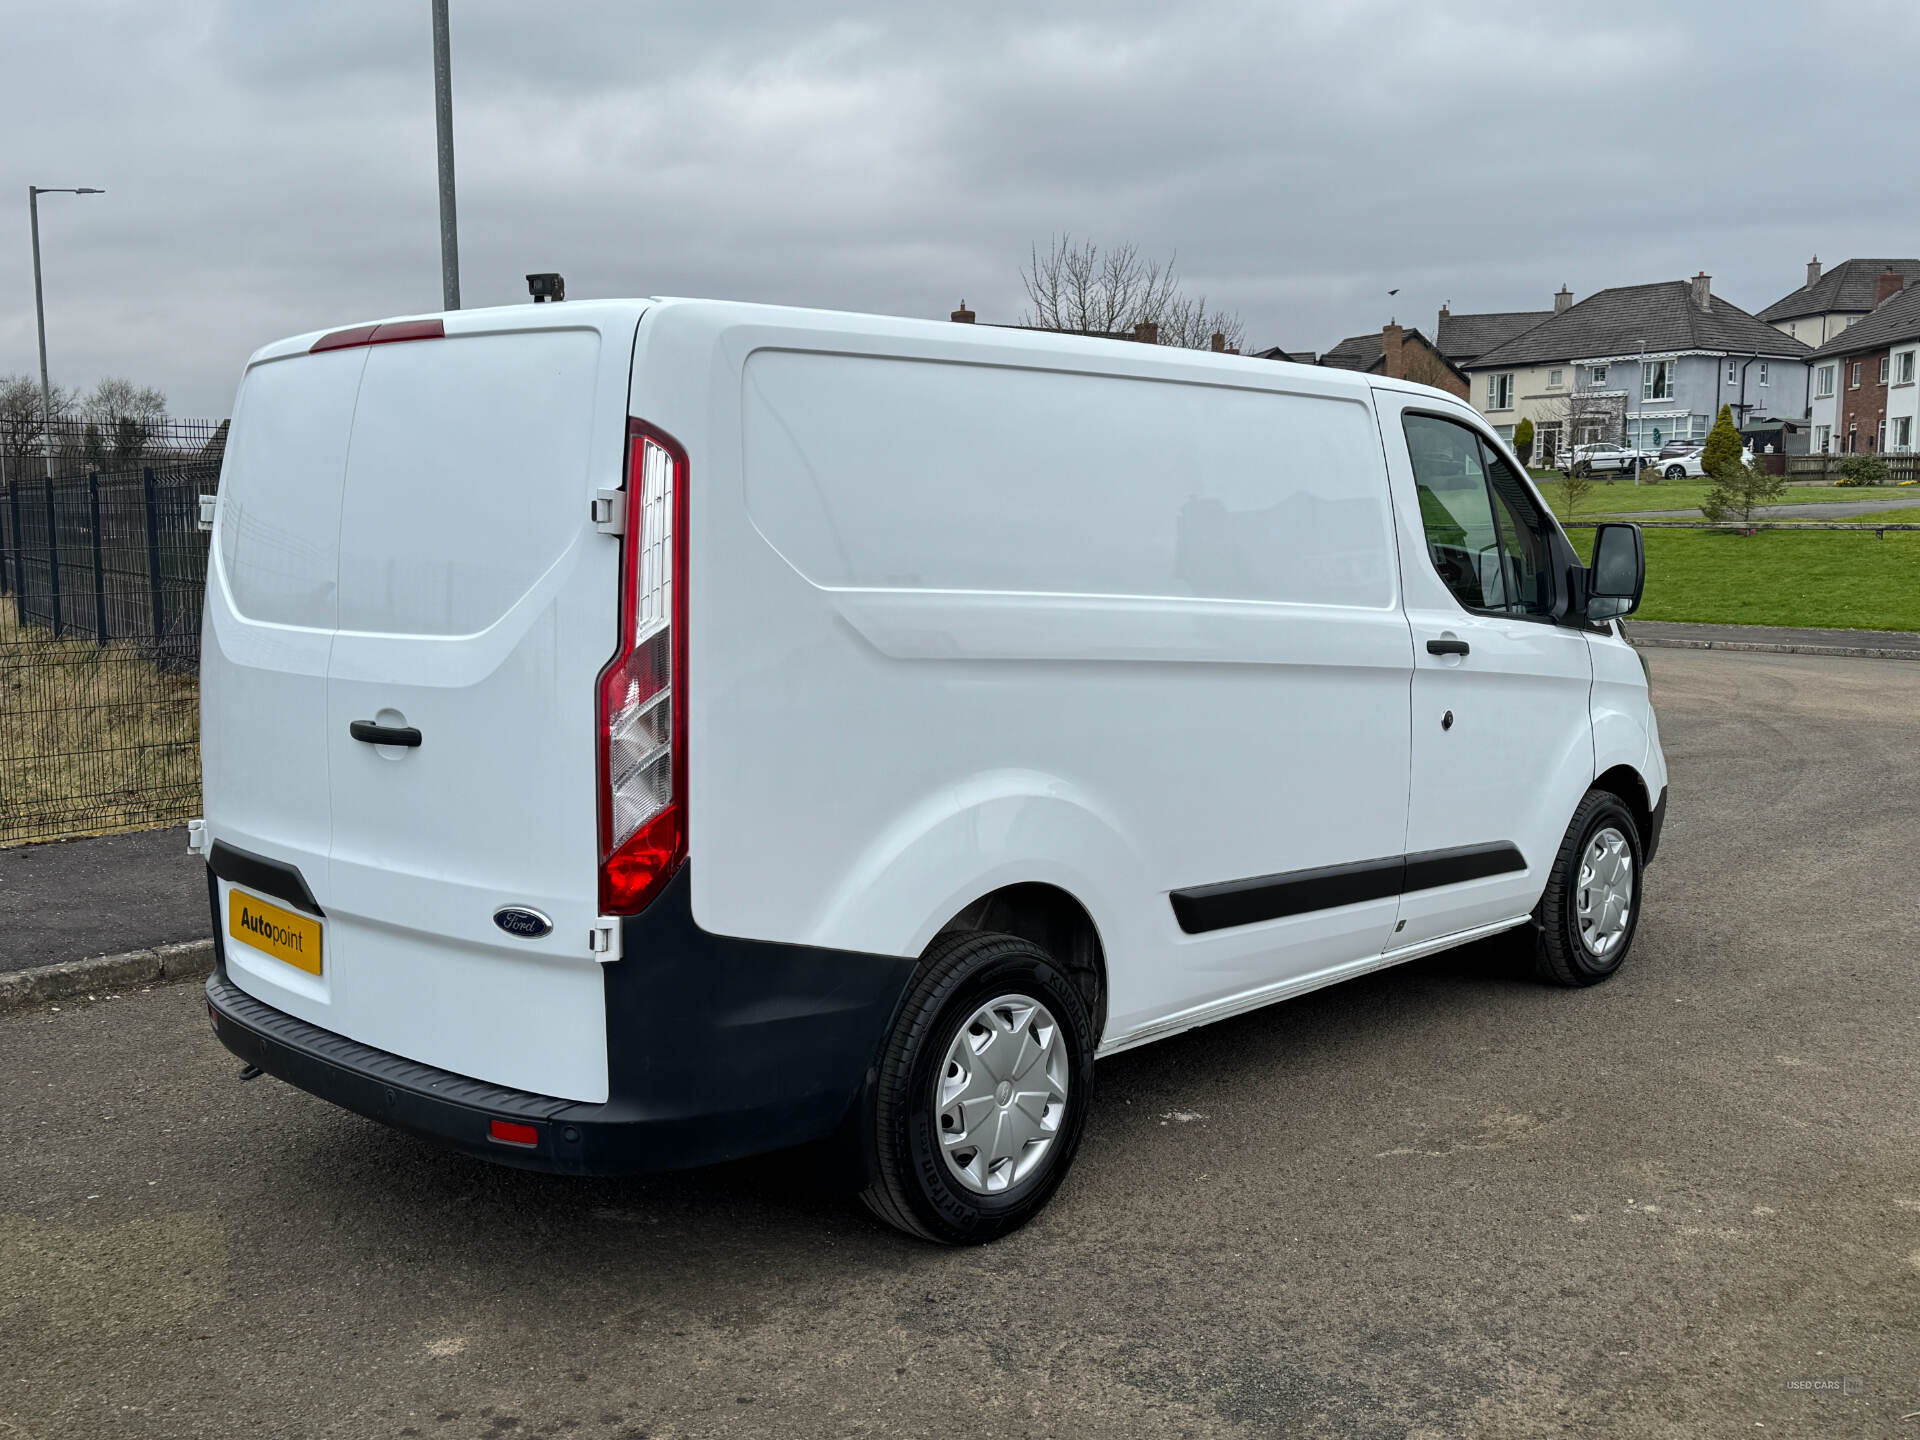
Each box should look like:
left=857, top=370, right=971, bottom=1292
left=349, top=721, right=422, bottom=747
left=1426, top=638, right=1470, bottom=656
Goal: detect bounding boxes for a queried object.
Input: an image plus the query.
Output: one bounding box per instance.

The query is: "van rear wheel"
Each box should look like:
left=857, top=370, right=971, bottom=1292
left=861, top=931, right=1095, bottom=1244
left=1527, top=789, right=1644, bottom=987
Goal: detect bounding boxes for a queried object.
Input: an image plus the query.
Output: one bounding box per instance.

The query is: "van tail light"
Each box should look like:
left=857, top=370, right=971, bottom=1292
left=597, top=421, right=688, bottom=915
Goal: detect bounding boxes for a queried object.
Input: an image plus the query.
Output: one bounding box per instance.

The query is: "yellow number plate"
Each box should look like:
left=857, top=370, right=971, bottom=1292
left=228, top=888, right=323, bottom=976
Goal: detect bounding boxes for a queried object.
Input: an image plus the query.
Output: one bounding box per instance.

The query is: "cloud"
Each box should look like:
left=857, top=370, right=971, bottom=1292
left=1, top=0, right=1916, bottom=415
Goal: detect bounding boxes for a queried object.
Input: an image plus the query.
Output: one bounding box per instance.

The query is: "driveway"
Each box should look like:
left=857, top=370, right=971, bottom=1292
left=4, top=648, right=1918, bottom=1438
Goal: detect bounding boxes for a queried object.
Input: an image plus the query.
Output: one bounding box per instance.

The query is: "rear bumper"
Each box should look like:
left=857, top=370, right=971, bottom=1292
left=205, top=865, right=917, bottom=1176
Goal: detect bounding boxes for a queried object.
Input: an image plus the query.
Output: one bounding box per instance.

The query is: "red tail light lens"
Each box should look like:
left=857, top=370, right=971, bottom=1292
left=597, top=422, right=688, bottom=914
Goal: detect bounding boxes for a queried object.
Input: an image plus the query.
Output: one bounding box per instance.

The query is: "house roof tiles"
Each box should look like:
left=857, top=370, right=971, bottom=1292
left=1806, top=282, right=1920, bottom=359
left=1470, top=282, right=1811, bottom=369
left=1757, top=259, right=1920, bottom=323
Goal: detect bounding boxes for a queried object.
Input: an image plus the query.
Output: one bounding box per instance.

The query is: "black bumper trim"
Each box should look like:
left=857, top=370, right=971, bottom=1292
left=1645, top=787, right=1667, bottom=865
left=208, top=840, right=324, bottom=917
left=205, top=863, right=918, bottom=1177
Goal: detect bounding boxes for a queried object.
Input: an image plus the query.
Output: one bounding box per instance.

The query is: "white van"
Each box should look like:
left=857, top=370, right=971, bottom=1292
left=201, top=298, right=1667, bottom=1243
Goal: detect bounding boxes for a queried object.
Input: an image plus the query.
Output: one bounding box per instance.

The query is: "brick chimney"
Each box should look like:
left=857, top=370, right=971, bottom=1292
left=1691, top=272, right=1712, bottom=312
left=1807, top=256, right=1822, bottom=288
left=950, top=299, right=975, bottom=323
left=1133, top=320, right=1159, bottom=345
left=1381, top=322, right=1405, bottom=380
left=1554, top=285, right=1573, bottom=314
left=1438, top=301, right=1451, bottom=322
left=1210, top=331, right=1226, bottom=353
left=1875, top=268, right=1906, bottom=305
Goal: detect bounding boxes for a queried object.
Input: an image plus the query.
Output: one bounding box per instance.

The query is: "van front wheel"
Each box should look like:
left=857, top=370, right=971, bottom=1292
left=1528, top=789, right=1644, bottom=986
left=861, top=931, right=1096, bottom=1244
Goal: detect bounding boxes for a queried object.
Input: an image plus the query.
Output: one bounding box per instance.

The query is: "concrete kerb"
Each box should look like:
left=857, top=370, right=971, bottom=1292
left=0, top=939, right=214, bottom=1016
left=1626, top=634, right=1920, bottom=662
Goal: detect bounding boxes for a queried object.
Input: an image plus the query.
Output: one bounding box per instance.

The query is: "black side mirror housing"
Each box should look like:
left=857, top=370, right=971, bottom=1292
left=1585, top=522, right=1646, bottom=622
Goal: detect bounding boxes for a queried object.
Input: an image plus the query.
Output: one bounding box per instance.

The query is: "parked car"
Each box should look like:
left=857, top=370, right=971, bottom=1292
left=1657, top=445, right=1754, bottom=480
left=199, top=299, right=1668, bottom=1244
left=1656, top=440, right=1705, bottom=461
left=1563, top=443, right=1655, bottom=477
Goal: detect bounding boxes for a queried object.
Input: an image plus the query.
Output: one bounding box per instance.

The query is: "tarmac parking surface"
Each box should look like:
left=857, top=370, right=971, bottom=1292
left=4, top=647, right=1918, bottom=1439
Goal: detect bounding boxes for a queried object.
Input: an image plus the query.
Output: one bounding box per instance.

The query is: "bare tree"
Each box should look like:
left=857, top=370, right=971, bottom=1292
left=1536, top=387, right=1622, bottom=474
left=80, top=376, right=169, bottom=468
left=1021, top=236, right=1245, bottom=351
left=0, top=374, right=75, bottom=481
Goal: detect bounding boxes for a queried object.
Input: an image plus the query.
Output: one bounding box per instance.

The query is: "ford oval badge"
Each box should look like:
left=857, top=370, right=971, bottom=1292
left=493, top=906, right=553, bottom=939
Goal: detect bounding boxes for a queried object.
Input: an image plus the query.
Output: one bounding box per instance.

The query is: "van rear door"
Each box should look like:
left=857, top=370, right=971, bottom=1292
left=209, top=307, right=639, bottom=1103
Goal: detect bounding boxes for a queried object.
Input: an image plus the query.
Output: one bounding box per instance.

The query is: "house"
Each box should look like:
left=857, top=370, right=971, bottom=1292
left=1250, top=346, right=1319, bottom=364
left=1433, top=290, right=1562, bottom=369
left=1464, top=274, right=1813, bottom=464
left=1806, top=274, right=1920, bottom=454
left=1315, top=323, right=1469, bottom=399
left=1757, top=257, right=1920, bottom=348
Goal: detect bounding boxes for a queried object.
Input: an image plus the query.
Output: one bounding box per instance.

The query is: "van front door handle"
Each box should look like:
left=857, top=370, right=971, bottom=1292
left=350, top=721, right=422, bottom=747
left=1426, top=638, right=1470, bottom=656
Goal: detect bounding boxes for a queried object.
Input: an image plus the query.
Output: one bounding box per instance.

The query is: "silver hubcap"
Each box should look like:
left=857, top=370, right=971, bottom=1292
left=935, top=994, right=1070, bottom=1195
left=1577, top=826, right=1634, bottom=957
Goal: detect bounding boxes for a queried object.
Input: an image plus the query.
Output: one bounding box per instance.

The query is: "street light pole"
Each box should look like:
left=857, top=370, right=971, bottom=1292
left=431, top=0, right=461, bottom=311
left=27, top=185, right=104, bottom=476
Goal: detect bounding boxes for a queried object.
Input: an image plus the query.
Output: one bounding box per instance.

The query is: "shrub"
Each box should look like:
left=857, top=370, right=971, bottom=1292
left=1701, top=405, right=1744, bottom=480
left=1834, top=453, right=1890, bottom=487
left=1513, top=417, right=1534, bottom=465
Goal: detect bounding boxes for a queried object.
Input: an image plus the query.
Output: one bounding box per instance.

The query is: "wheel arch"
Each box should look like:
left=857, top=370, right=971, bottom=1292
left=934, top=882, right=1109, bottom=1046
left=1591, top=763, right=1654, bottom=850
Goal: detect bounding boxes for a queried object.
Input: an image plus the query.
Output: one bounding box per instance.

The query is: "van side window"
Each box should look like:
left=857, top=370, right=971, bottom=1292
left=1404, top=414, right=1555, bottom=618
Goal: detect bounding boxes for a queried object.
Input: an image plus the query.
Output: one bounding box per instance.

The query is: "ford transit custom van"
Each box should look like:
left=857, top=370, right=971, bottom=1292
left=201, top=299, right=1667, bottom=1243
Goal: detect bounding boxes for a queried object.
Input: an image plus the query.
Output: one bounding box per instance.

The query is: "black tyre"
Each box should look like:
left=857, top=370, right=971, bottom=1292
left=861, top=930, right=1096, bottom=1244
left=1528, top=789, right=1644, bottom=987
left=1665, top=464, right=1685, bottom=479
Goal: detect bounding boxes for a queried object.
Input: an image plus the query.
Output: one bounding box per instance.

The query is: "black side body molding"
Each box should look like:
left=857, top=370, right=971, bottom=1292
left=208, top=840, right=325, bottom=918
left=1170, top=842, right=1527, bottom=935
left=1643, top=787, right=1667, bottom=865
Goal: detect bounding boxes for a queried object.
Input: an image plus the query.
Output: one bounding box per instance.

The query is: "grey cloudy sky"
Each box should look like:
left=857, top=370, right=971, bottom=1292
left=4, top=0, right=1918, bottom=416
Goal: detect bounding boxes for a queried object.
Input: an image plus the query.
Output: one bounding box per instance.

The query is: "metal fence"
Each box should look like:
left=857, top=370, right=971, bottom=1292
left=1, top=458, right=219, bottom=845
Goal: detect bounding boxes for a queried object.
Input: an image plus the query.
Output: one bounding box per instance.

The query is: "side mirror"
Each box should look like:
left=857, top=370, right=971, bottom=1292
left=1586, top=522, right=1645, bottom=621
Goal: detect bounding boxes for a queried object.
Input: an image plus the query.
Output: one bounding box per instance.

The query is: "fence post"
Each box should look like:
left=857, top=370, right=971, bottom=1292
left=142, top=467, right=167, bottom=643
left=88, top=471, right=108, bottom=644
left=43, top=474, right=63, bottom=639
left=0, top=474, right=11, bottom=600
left=7, top=478, right=24, bottom=628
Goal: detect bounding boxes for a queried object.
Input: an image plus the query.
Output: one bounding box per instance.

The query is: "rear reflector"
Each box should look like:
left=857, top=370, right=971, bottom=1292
left=309, top=318, right=446, bottom=353
left=488, top=1119, right=541, bottom=1148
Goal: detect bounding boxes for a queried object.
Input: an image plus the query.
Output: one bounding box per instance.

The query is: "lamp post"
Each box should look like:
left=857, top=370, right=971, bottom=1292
left=28, top=185, right=104, bottom=476
left=430, top=0, right=460, bottom=310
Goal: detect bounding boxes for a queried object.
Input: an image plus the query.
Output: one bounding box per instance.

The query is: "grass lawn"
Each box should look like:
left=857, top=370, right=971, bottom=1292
left=0, top=608, right=200, bottom=845
left=1567, top=527, right=1920, bottom=631
left=1531, top=476, right=1896, bottom=520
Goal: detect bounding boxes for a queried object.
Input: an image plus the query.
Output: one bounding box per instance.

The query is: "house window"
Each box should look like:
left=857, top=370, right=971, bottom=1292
left=1487, top=373, right=1514, bottom=410
left=1897, top=351, right=1916, bottom=385
left=1815, top=364, right=1835, bottom=398
left=1845, top=314, right=1859, bottom=328
left=1759, top=361, right=1769, bottom=387
left=1848, top=424, right=1858, bottom=452
left=1880, top=356, right=1890, bottom=383
left=1589, top=364, right=1608, bottom=386
left=1894, top=417, right=1914, bottom=452
left=1852, top=362, right=1862, bottom=388
left=1726, top=358, right=1737, bottom=385
left=1642, top=360, right=1674, bottom=401
left=1548, top=368, right=1563, bottom=387
left=1877, top=420, right=1887, bottom=451
left=1814, top=424, right=1831, bottom=454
